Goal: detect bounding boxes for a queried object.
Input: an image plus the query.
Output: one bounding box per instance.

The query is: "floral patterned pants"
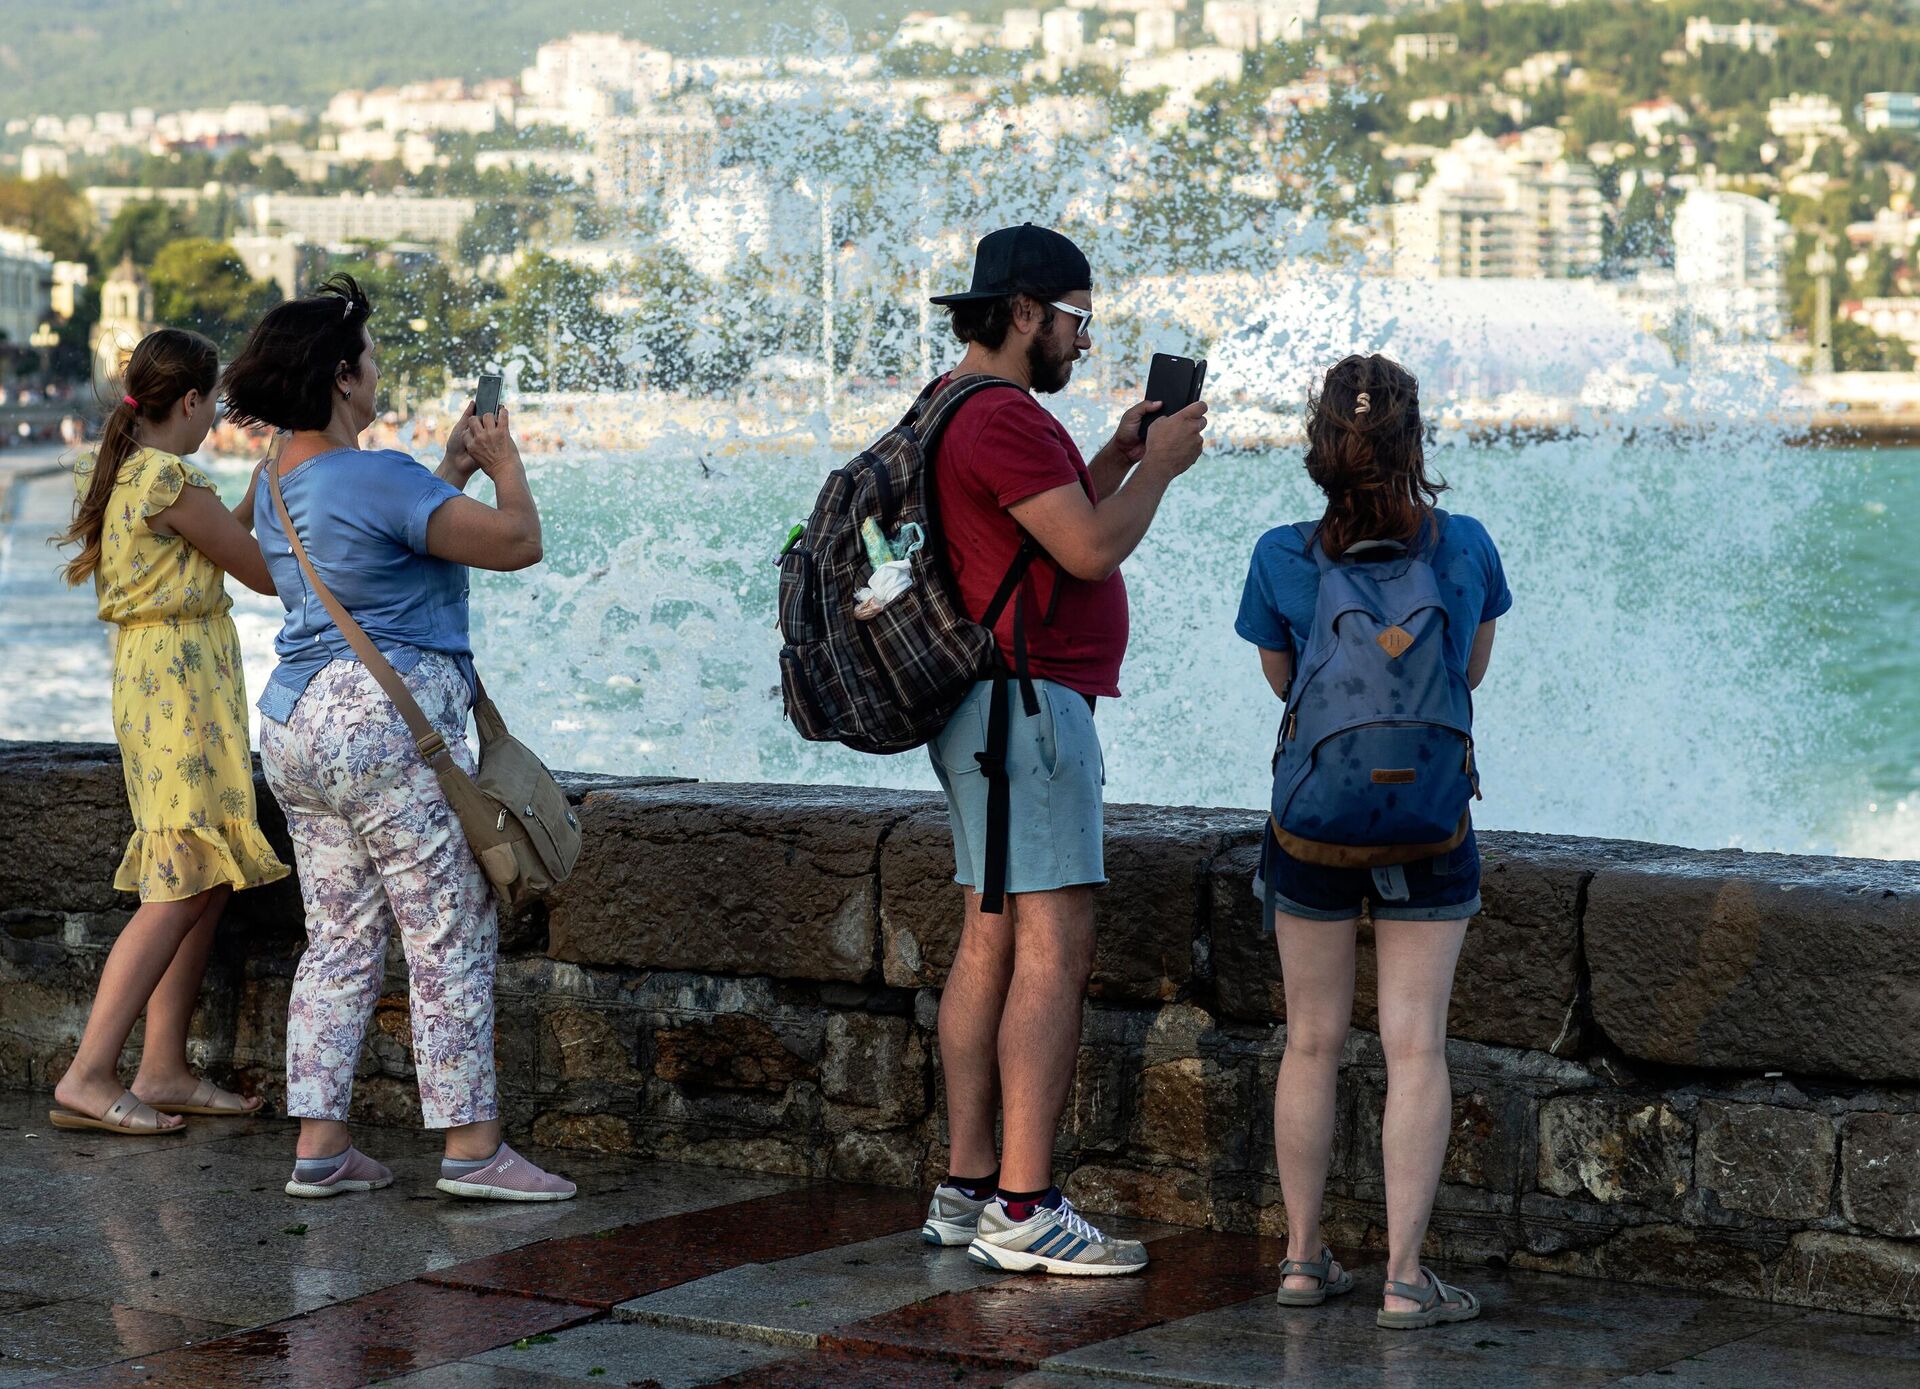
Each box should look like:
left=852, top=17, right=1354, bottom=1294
left=261, top=654, right=499, bottom=1129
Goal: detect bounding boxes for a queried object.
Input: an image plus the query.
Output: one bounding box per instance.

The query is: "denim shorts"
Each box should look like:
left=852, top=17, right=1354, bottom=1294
left=1257, top=822, right=1481, bottom=925
left=928, top=678, right=1106, bottom=894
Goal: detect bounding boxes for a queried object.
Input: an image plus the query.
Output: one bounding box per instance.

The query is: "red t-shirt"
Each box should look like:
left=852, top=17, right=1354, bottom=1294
left=933, top=379, right=1130, bottom=698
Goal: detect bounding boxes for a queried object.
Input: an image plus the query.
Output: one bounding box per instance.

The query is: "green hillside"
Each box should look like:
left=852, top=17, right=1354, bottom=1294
left=0, top=0, right=959, bottom=120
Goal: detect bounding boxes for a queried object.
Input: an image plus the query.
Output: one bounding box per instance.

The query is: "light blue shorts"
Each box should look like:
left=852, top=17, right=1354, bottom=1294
left=928, top=678, right=1106, bottom=895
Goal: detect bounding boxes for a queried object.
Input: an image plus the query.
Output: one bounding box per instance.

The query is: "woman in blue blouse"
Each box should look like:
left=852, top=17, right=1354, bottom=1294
left=226, top=276, right=574, bottom=1203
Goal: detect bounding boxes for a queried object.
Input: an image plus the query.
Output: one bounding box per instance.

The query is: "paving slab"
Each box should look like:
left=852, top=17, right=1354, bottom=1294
left=822, top=1229, right=1288, bottom=1370
left=469, top=1321, right=798, bottom=1387
left=424, top=1183, right=931, bottom=1310
left=0, top=1299, right=231, bottom=1372
left=24, top=1280, right=594, bottom=1389
left=615, top=1228, right=1012, bottom=1346
left=1609, top=1309, right=1920, bottom=1389
left=98, top=1259, right=391, bottom=1327
left=1041, top=1268, right=1866, bottom=1389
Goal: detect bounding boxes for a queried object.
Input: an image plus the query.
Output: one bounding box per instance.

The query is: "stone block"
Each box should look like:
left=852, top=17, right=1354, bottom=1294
left=1137, top=1058, right=1210, bottom=1165
left=1062, top=1005, right=1148, bottom=1155
left=652, top=1014, right=813, bottom=1093
left=1210, top=831, right=1592, bottom=1054
left=1441, top=1087, right=1532, bottom=1192
left=1840, top=1111, right=1920, bottom=1237
left=829, top=1129, right=924, bottom=1187
left=0, top=743, right=138, bottom=915
left=547, top=783, right=892, bottom=982
left=821, top=1013, right=926, bottom=1128
left=1538, top=1095, right=1692, bottom=1207
left=546, top=1006, right=643, bottom=1084
left=1780, top=1231, right=1920, bottom=1319
left=1695, top=1101, right=1836, bottom=1221
left=1585, top=850, right=1920, bottom=1080
left=1064, top=1162, right=1211, bottom=1228
left=531, top=1110, right=635, bottom=1153
left=880, top=800, right=1256, bottom=1002
left=1512, top=1223, right=1777, bottom=1302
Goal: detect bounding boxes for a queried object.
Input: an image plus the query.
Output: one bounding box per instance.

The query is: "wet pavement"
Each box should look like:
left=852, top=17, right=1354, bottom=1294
left=0, top=1095, right=1914, bottom=1387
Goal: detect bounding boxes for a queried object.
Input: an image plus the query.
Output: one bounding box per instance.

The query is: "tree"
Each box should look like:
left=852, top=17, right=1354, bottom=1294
left=497, top=254, right=627, bottom=392
left=1833, top=318, right=1914, bottom=372
left=100, top=201, right=190, bottom=268
left=148, top=239, right=281, bottom=352
left=0, top=176, right=91, bottom=263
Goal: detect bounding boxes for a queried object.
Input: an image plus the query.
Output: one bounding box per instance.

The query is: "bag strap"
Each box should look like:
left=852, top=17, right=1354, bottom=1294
left=267, top=459, right=460, bottom=771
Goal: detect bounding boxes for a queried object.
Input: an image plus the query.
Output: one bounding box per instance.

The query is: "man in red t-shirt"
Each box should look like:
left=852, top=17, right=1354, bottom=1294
left=916, top=224, right=1207, bottom=1276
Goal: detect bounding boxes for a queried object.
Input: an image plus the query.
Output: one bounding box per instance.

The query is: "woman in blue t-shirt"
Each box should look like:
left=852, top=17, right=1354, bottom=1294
left=1235, top=354, right=1510, bottom=1329
left=223, top=275, right=574, bottom=1204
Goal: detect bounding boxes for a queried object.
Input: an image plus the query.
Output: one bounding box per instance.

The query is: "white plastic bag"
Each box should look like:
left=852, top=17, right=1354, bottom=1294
left=854, top=558, right=914, bottom=620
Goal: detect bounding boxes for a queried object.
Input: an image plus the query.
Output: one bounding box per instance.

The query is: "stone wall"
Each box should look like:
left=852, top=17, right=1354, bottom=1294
left=3, top=740, right=1917, bottom=1320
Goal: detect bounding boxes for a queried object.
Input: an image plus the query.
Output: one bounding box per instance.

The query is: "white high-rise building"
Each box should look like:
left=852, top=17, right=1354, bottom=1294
left=1204, top=0, right=1318, bottom=48
left=1671, top=188, right=1788, bottom=340
left=1133, top=9, right=1179, bottom=51
left=1041, top=7, right=1087, bottom=61
left=1389, top=130, right=1604, bottom=279
left=1003, top=8, right=1044, bottom=49
left=520, top=33, right=674, bottom=129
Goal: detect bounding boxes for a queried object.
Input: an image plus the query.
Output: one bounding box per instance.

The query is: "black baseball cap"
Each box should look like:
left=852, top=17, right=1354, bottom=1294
left=930, top=223, right=1092, bottom=305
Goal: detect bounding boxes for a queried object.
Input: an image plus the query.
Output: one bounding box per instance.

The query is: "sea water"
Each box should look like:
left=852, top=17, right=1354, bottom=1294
left=5, top=430, right=1912, bottom=860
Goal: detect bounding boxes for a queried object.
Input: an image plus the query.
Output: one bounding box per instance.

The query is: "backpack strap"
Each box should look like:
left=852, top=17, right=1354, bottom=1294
left=915, top=371, right=1046, bottom=918
left=1295, top=520, right=1335, bottom=575
left=972, top=539, right=1042, bottom=917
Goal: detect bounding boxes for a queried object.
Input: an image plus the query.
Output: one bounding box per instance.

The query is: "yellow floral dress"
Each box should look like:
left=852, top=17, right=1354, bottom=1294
left=76, top=446, right=289, bottom=902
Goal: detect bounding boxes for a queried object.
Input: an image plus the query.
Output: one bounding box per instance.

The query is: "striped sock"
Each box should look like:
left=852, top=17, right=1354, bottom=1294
left=941, top=1171, right=998, bottom=1201
left=996, top=1185, right=1060, bottom=1223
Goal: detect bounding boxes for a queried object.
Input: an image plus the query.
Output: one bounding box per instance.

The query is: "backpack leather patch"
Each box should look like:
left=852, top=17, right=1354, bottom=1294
left=1376, top=626, right=1413, bottom=659
left=1372, top=768, right=1417, bottom=784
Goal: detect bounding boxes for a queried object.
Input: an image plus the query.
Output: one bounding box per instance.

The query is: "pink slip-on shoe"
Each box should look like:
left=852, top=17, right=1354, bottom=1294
left=284, top=1146, right=394, bottom=1199
left=435, top=1144, right=577, bottom=1202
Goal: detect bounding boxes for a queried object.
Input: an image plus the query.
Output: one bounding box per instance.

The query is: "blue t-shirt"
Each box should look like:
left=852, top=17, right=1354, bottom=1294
left=255, top=447, right=472, bottom=722
left=1235, top=511, right=1512, bottom=671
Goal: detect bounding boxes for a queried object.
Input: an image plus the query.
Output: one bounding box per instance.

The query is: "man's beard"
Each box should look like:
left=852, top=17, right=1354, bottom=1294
left=1026, top=331, right=1075, bottom=394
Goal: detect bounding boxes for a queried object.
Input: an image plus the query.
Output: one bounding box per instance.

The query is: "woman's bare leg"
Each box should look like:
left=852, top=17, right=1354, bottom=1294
left=1271, top=910, right=1358, bottom=1293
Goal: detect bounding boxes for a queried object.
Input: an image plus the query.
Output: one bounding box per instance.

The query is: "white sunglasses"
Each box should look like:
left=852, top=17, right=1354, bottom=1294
left=1047, top=300, right=1094, bottom=336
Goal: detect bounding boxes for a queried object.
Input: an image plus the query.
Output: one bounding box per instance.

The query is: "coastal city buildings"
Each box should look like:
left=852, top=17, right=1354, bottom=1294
left=1, top=4, right=1916, bottom=407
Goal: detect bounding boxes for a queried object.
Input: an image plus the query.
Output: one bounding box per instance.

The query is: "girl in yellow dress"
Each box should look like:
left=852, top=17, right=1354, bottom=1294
left=51, top=328, right=289, bottom=1135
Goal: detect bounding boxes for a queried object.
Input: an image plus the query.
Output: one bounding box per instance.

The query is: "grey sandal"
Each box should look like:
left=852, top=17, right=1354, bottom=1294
left=1377, top=1265, right=1481, bottom=1329
left=1274, top=1245, right=1355, bottom=1306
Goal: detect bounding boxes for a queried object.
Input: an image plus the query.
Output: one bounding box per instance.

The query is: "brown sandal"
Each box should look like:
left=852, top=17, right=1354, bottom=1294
left=147, top=1078, right=262, bottom=1116
left=49, top=1090, right=186, bottom=1137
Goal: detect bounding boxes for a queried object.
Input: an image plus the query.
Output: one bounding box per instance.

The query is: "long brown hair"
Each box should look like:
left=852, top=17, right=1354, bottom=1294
left=58, top=328, right=219, bottom=587
left=1304, top=353, right=1446, bottom=558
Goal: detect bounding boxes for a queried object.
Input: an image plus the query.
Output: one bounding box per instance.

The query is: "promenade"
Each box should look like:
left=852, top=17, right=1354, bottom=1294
left=0, top=1096, right=1911, bottom=1389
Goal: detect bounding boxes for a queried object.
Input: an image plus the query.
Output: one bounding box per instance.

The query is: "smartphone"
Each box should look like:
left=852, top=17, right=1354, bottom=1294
left=475, top=371, right=503, bottom=420
left=1139, top=353, right=1208, bottom=439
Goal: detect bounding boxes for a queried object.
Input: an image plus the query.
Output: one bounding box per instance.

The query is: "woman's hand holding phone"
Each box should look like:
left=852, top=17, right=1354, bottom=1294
left=466, top=404, right=522, bottom=479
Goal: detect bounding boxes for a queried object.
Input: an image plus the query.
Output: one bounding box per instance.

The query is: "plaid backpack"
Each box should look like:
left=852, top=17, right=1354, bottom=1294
left=778, top=373, right=1042, bottom=910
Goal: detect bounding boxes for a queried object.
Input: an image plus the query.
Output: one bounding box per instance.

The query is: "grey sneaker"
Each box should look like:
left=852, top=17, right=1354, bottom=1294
left=967, top=1195, right=1148, bottom=1276
left=921, top=1184, right=991, bottom=1246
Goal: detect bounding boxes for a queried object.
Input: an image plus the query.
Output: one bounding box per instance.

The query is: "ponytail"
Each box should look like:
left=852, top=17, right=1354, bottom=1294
left=56, top=328, right=219, bottom=586
left=1303, top=353, right=1444, bottom=558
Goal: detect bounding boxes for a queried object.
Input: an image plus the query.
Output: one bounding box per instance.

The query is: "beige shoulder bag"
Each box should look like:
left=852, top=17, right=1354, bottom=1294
left=268, top=460, right=581, bottom=911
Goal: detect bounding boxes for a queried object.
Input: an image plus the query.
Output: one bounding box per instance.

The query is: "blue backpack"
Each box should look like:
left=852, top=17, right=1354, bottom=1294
left=1270, top=511, right=1478, bottom=867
